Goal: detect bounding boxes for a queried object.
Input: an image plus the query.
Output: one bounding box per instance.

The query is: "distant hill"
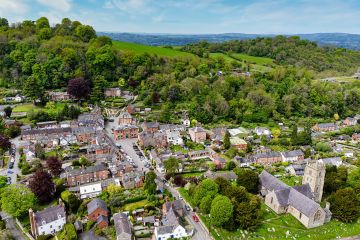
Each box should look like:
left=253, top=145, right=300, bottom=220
left=99, top=32, right=360, bottom=50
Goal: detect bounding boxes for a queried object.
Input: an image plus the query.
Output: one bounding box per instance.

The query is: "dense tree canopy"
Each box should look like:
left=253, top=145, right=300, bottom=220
left=1, top=184, right=36, bottom=218
left=29, top=169, right=55, bottom=203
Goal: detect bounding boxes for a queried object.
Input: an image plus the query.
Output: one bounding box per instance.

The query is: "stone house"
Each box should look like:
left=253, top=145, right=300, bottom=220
left=188, top=126, right=206, bottom=143
left=154, top=208, right=190, bottom=240
left=63, top=164, right=110, bottom=187
left=104, top=87, right=121, bottom=98
left=352, top=133, right=360, bottom=141
left=21, top=127, right=72, bottom=141
left=120, top=171, right=145, bottom=189
left=260, top=170, right=331, bottom=228
left=281, top=150, right=304, bottom=162
left=78, top=109, right=104, bottom=130
left=29, top=202, right=66, bottom=238
left=166, top=131, right=183, bottom=146
left=187, top=148, right=215, bottom=160
left=138, top=131, right=167, bottom=148
left=312, top=123, right=338, bottom=132
left=48, top=91, right=72, bottom=101
left=254, top=127, right=271, bottom=136
left=118, top=111, right=133, bottom=125
left=141, top=121, right=160, bottom=133
left=113, top=125, right=139, bottom=140
left=204, top=170, right=237, bottom=181
left=163, top=200, right=184, bottom=217
left=87, top=198, right=109, bottom=229
left=113, top=212, right=132, bottom=240
left=72, top=127, right=97, bottom=143
left=213, top=155, right=226, bottom=169
left=343, top=117, right=358, bottom=126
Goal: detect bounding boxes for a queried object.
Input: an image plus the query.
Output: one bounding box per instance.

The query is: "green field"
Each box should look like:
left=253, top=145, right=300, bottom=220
left=12, top=103, right=40, bottom=112
left=210, top=53, right=239, bottom=63
left=113, top=41, right=196, bottom=58
left=230, top=53, right=274, bottom=65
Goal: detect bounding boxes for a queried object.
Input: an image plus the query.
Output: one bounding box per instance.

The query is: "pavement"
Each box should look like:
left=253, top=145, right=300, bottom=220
left=0, top=212, right=26, bottom=240
left=0, top=136, right=21, bottom=185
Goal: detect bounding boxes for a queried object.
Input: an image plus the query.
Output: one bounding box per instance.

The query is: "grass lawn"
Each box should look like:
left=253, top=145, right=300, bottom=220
left=280, top=175, right=302, bottom=187
left=180, top=172, right=204, bottom=178
left=113, top=41, right=197, bottom=58
left=178, top=187, right=194, bottom=206
left=122, top=199, right=149, bottom=212
left=12, top=103, right=40, bottom=113
left=209, top=53, right=240, bottom=63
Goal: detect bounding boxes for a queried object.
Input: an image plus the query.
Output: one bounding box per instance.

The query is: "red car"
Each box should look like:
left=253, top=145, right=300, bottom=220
left=192, top=214, right=199, bottom=222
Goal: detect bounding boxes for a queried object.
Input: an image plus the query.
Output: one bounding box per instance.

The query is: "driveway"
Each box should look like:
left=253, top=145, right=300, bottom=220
left=0, top=137, right=21, bottom=185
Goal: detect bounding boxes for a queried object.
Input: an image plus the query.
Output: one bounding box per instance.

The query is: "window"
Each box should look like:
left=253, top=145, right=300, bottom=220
left=50, top=225, right=52, bottom=228
left=270, top=197, right=273, bottom=204
left=314, top=210, right=321, bottom=221
left=299, top=213, right=302, bottom=219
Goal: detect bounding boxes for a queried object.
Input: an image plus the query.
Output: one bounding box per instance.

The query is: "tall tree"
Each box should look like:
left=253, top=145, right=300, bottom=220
left=3, top=106, right=12, bottom=118
left=143, top=171, right=157, bottom=196
left=223, top=130, right=231, bottom=149
left=235, top=168, right=259, bottom=194
left=29, top=169, right=55, bottom=203
left=67, top=77, right=91, bottom=99
left=163, top=157, right=180, bottom=173
left=329, top=188, right=360, bottom=223
left=0, top=135, right=11, bottom=152
left=210, top=195, right=233, bottom=227
left=46, top=156, right=62, bottom=177
left=291, top=124, right=298, bottom=146
left=1, top=184, right=36, bottom=218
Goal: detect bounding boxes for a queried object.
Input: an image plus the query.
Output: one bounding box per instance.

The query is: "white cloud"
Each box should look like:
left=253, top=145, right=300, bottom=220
left=0, top=0, right=28, bottom=15
left=37, top=0, right=72, bottom=12
left=103, top=0, right=155, bottom=14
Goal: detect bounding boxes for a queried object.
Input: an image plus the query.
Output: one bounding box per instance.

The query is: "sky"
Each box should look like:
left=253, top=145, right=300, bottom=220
left=1, top=0, right=360, bottom=34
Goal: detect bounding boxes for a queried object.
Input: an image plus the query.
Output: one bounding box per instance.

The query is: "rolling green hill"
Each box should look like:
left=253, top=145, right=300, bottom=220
left=113, top=41, right=196, bottom=58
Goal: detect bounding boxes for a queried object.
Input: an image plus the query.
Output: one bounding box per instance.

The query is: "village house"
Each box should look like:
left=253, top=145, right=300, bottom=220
left=104, top=87, right=121, bottom=98
left=188, top=126, right=206, bottom=143
left=343, top=117, right=358, bottom=126
left=213, top=155, right=227, bottom=169
left=312, top=123, right=338, bottom=132
left=29, top=202, right=66, bottom=238
left=113, top=212, right=133, bottom=240
left=78, top=108, right=104, bottom=130
left=21, top=127, right=73, bottom=141
left=249, top=151, right=282, bottom=165
left=36, top=121, right=58, bottom=129
left=210, top=127, right=227, bottom=143
left=48, top=91, right=72, bottom=101
left=281, top=150, right=305, bottom=162
left=72, top=127, right=97, bottom=143
left=79, top=182, right=102, bottom=199
left=3, top=94, right=25, bottom=103
left=166, top=131, right=184, bottom=146
left=352, top=133, right=360, bottom=141
left=155, top=208, right=191, bottom=240
left=63, top=164, right=110, bottom=187
left=4, top=119, right=17, bottom=128
left=228, top=127, right=250, bottom=137
left=113, top=125, right=139, bottom=140
left=118, top=111, right=133, bottom=125
left=286, top=164, right=306, bottom=176
left=159, top=124, right=186, bottom=133
left=254, top=127, right=271, bottom=136
left=163, top=200, right=184, bottom=217
left=181, top=117, right=191, bottom=127
left=138, top=131, right=167, bottom=148
left=260, top=166, right=331, bottom=228
left=187, top=148, right=215, bottom=160
left=318, top=157, right=342, bottom=167
left=87, top=198, right=109, bottom=229
left=230, top=136, right=247, bottom=150
left=120, top=171, right=145, bottom=189
left=141, top=121, right=160, bottom=133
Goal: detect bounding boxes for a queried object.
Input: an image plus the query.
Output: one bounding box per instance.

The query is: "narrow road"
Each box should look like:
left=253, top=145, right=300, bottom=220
left=0, top=212, right=26, bottom=240
left=156, top=174, right=212, bottom=240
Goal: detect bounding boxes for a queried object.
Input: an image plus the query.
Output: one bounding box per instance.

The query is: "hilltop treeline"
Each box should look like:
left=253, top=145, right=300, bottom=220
left=180, top=36, right=360, bottom=74
left=0, top=17, right=359, bottom=123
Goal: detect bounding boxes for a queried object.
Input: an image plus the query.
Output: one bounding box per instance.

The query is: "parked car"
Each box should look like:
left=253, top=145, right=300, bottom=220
left=192, top=214, right=199, bottom=222
left=185, top=205, right=191, bottom=211
left=9, top=162, right=14, bottom=169
left=7, top=170, right=13, bottom=174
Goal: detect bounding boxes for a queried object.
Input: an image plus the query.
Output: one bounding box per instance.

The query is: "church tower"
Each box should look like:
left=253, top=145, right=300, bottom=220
left=302, top=161, right=325, bottom=202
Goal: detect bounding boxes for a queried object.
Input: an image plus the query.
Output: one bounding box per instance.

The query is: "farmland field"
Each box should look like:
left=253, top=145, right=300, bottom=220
left=231, top=53, right=274, bottom=65
left=113, top=41, right=196, bottom=58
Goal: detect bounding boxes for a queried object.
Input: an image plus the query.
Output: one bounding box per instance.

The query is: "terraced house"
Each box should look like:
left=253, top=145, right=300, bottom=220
left=63, top=164, right=110, bottom=186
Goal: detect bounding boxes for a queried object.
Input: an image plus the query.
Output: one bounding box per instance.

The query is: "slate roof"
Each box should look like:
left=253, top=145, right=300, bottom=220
left=189, top=126, right=205, bottom=132
left=143, top=216, right=155, bottom=224
left=282, top=150, right=304, bottom=158
left=113, top=213, right=132, bottom=237
left=96, top=215, right=108, bottom=224
left=22, top=127, right=72, bottom=136
left=259, top=171, right=288, bottom=191
left=66, top=164, right=108, bottom=177
left=143, top=122, right=159, bottom=128
left=319, top=157, right=342, bottom=166
left=35, top=204, right=66, bottom=226
left=288, top=188, right=320, bottom=216
left=87, top=198, right=108, bottom=215
left=261, top=170, right=321, bottom=217
left=157, top=225, right=174, bottom=234
left=172, top=200, right=183, bottom=211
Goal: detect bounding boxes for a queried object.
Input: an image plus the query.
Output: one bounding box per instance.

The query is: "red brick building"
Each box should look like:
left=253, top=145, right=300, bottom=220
left=113, top=125, right=139, bottom=140
left=87, top=199, right=109, bottom=229
left=64, top=164, right=110, bottom=186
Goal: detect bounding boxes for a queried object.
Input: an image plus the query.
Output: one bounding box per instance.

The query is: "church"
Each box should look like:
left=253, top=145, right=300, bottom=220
left=259, top=161, right=332, bottom=228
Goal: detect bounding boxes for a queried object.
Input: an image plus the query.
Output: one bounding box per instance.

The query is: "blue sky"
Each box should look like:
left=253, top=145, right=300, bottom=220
left=1, top=0, right=360, bottom=34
